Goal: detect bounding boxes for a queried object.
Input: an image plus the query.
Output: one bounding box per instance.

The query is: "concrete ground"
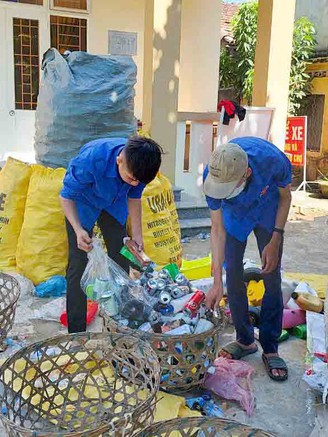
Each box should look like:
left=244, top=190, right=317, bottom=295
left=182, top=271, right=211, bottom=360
left=181, top=200, right=328, bottom=437
left=0, top=195, right=326, bottom=436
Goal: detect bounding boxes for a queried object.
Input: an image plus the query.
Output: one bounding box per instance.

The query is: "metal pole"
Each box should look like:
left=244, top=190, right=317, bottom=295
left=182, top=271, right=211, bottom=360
left=303, top=116, right=308, bottom=192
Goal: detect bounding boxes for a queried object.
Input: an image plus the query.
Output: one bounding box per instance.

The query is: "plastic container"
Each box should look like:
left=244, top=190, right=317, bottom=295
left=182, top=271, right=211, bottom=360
left=247, top=280, right=265, bottom=306
left=291, top=292, right=323, bottom=313
left=180, top=256, right=211, bottom=280
left=60, top=300, right=98, bottom=327
left=282, top=308, right=306, bottom=329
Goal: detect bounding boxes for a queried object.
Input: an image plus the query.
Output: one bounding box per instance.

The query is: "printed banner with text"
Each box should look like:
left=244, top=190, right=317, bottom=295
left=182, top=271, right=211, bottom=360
left=284, top=116, right=307, bottom=166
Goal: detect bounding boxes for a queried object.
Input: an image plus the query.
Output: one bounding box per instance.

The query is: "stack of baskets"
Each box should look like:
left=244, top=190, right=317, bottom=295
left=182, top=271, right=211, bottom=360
left=135, top=417, right=276, bottom=437
left=0, top=273, right=21, bottom=347
left=0, top=332, right=160, bottom=436
left=102, top=311, right=226, bottom=390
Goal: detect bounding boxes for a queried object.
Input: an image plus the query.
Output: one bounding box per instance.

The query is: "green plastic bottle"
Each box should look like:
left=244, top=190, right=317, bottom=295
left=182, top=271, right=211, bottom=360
left=163, top=263, right=180, bottom=280
left=290, top=324, right=307, bottom=340
left=278, top=329, right=289, bottom=343
left=120, top=245, right=142, bottom=269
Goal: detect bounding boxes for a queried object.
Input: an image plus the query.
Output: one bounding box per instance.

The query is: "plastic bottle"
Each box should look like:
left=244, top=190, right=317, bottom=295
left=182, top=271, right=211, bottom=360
left=291, top=292, right=323, bottom=313
left=172, top=293, right=195, bottom=313
left=290, top=324, right=307, bottom=339
left=194, top=319, right=214, bottom=334
left=203, top=400, right=224, bottom=418
left=278, top=329, right=289, bottom=343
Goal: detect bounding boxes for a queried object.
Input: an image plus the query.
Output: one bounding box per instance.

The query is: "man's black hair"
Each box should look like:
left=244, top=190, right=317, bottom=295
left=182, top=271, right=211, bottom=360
left=124, top=136, right=163, bottom=185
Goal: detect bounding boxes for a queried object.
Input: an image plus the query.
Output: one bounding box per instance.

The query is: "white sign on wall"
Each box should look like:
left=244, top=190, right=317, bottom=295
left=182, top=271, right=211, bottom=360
left=108, top=30, right=137, bottom=56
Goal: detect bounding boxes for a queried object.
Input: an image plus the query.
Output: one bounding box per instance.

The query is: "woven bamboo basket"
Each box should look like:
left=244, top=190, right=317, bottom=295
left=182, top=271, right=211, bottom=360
left=0, top=332, right=160, bottom=436
left=0, top=273, right=21, bottom=345
left=102, top=312, right=226, bottom=391
left=318, top=180, right=328, bottom=198
left=134, top=417, right=276, bottom=437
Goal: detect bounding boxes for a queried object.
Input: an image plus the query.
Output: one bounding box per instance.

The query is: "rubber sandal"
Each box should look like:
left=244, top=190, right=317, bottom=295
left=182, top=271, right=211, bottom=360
left=219, top=342, right=258, bottom=360
left=262, top=354, right=288, bottom=381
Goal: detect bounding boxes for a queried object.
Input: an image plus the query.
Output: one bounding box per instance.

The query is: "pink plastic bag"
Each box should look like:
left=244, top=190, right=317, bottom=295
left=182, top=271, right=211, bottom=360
left=204, top=357, right=255, bottom=415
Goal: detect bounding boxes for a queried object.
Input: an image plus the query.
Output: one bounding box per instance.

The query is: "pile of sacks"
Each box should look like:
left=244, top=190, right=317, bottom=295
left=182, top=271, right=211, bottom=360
left=0, top=158, right=182, bottom=288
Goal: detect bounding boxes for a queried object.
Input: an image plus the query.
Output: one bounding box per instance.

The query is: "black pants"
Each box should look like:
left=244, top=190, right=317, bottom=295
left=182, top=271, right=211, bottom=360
left=66, top=210, right=129, bottom=333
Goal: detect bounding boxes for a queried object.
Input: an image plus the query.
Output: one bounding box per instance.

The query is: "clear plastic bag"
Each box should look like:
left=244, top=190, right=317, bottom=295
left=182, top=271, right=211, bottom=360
left=80, top=238, right=132, bottom=301
left=81, top=239, right=153, bottom=321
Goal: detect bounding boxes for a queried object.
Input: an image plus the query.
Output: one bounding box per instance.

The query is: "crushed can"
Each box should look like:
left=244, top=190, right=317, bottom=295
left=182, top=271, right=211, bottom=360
left=146, top=279, right=158, bottom=296
left=101, top=290, right=119, bottom=317
left=148, top=310, right=163, bottom=333
left=158, top=269, right=171, bottom=281
left=93, top=278, right=110, bottom=300
left=170, top=285, right=190, bottom=299
left=156, top=278, right=167, bottom=291
left=205, top=308, right=221, bottom=327
left=175, top=273, right=190, bottom=287
left=159, top=291, right=171, bottom=305
left=157, top=304, right=174, bottom=315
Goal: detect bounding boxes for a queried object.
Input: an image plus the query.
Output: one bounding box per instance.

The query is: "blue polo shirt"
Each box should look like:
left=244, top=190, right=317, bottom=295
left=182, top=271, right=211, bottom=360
left=61, top=138, right=145, bottom=231
left=203, top=137, right=292, bottom=242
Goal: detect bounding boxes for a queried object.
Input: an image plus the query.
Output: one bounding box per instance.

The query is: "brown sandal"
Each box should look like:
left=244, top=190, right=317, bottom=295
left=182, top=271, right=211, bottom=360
left=219, top=342, right=258, bottom=360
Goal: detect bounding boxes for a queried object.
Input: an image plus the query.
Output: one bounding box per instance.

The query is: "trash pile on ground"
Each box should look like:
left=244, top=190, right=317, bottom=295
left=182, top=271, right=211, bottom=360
left=82, top=239, right=221, bottom=338
left=243, top=262, right=325, bottom=344
left=81, top=239, right=225, bottom=392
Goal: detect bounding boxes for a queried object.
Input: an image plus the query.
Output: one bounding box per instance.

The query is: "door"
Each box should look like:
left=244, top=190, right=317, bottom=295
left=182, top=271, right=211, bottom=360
left=0, top=4, right=49, bottom=162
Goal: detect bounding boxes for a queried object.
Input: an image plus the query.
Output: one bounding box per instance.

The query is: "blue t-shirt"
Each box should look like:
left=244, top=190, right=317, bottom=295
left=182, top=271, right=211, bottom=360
left=203, top=137, right=292, bottom=242
left=61, top=138, right=145, bottom=231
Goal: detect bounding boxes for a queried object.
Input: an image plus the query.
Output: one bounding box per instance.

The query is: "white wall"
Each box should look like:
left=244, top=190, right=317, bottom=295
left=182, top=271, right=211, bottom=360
left=296, top=0, right=328, bottom=52
left=88, top=0, right=145, bottom=120
left=178, top=0, right=221, bottom=112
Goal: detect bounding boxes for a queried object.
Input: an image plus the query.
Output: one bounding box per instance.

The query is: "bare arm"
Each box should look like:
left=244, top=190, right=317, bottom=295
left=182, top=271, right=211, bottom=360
left=128, top=198, right=143, bottom=250
left=262, top=184, right=292, bottom=273
left=206, top=209, right=226, bottom=308
left=275, top=184, right=292, bottom=229
left=60, top=197, right=82, bottom=234
left=60, top=196, right=92, bottom=252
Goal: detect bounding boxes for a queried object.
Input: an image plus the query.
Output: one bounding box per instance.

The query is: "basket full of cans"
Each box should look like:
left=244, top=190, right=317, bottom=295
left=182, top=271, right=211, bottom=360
left=81, top=240, right=226, bottom=390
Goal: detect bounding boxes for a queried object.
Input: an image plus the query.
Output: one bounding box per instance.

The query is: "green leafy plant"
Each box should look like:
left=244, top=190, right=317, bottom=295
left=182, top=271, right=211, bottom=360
left=219, top=2, right=316, bottom=114
left=289, top=17, right=316, bottom=114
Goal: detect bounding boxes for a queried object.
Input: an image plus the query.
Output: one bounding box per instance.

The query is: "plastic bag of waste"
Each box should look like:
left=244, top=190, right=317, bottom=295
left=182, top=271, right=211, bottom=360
left=204, top=357, right=255, bottom=416
left=81, top=238, right=152, bottom=321
left=35, top=48, right=137, bottom=168
left=35, top=276, right=66, bottom=298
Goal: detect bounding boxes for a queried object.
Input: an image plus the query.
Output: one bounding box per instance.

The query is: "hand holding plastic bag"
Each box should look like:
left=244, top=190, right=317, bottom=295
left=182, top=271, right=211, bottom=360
left=80, top=238, right=131, bottom=301
left=80, top=238, right=153, bottom=322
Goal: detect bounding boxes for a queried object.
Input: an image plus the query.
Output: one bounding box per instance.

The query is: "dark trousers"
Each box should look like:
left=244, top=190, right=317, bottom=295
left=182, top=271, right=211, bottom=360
left=66, top=211, right=129, bottom=334
left=225, top=226, right=283, bottom=354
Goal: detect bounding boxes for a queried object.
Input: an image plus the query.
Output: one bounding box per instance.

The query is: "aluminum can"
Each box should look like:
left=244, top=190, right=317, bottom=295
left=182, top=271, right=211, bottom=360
left=183, top=290, right=206, bottom=315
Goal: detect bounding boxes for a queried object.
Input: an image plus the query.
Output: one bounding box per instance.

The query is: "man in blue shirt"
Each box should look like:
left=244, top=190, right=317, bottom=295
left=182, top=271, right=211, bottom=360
left=204, top=137, right=292, bottom=382
left=60, top=136, right=163, bottom=334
